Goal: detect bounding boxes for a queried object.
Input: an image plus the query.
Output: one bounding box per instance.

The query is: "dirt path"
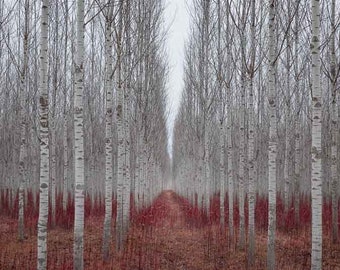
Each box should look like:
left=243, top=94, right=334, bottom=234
left=124, top=190, right=229, bottom=270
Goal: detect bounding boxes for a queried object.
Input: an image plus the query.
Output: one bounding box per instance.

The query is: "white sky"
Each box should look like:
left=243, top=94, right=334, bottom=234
left=164, top=0, right=191, bottom=157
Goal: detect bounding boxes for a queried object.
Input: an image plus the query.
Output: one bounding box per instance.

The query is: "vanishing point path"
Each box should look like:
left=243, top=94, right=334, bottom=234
left=122, top=190, right=231, bottom=270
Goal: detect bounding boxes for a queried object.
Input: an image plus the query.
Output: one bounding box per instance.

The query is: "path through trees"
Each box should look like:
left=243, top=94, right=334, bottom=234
left=1, top=190, right=340, bottom=269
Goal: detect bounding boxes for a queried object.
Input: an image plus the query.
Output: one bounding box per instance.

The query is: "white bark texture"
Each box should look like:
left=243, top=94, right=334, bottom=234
left=74, top=0, right=85, bottom=268
left=18, top=0, right=29, bottom=242
left=102, top=7, right=113, bottom=261
left=37, top=0, right=49, bottom=269
left=267, top=1, right=277, bottom=269
left=123, top=86, right=131, bottom=234
left=227, top=114, right=234, bottom=245
left=311, top=0, right=322, bottom=268
left=204, top=128, right=210, bottom=217
left=62, top=0, right=69, bottom=212
left=248, top=0, right=256, bottom=265
left=294, top=3, right=301, bottom=225
left=239, top=80, right=245, bottom=249
left=116, top=60, right=126, bottom=251
left=219, top=124, right=225, bottom=226
left=63, top=1, right=69, bottom=213
left=330, top=0, right=338, bottom=245
left=62, top=114, right=68, bottom=211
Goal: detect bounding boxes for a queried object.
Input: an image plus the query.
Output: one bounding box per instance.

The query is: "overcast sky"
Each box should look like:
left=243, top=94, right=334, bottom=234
left=164, top=0, right=191, bottom=156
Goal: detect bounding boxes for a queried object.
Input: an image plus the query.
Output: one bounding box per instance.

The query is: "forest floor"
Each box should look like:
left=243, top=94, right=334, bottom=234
left=0, top=190, right=340, bottom=269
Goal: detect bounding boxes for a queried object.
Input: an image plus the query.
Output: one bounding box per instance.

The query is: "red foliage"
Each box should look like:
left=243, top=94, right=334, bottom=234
left=1, top=189, right=340, bottom=269
left=132, top=195, right=169, bottom=227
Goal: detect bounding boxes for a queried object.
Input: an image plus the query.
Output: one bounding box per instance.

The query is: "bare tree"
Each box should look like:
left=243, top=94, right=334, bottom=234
left=74, top=0, right=85, bottom=268
left=310, top=0, right=322, bottom=268
left=37, top=0, right=49, bottom=269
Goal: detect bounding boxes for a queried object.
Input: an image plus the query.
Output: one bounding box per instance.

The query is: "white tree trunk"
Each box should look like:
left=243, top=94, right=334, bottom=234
left=62, top=0, right=69, bottom=212
left=310, top=0, right=322, bottom=268
left=102, top=7, right=113, bottom=261
left=116, top=48, right=126, bottom=252
left=37, top=0, right=49, bottom=269
left=330, top=0, right=338, bottom=245
left=18, top=0, right=29, bottom=242
left=284, top=0, right=292, bottom=214
left=294, top=2, right=301, bottom=226
left=219, top=124, right=225, bottom=226
left=62, top=114, right=68, bottom=212
left=248, top=78, right=255, bottom=266
left=50, top=127, right=56, bottom=227
left=267, top=1, right=277, bottom=269
left=50, top=2, right=59, bottom=228
left=239, top=83, right=246, bottom=249
left=248, top=1, right=256, bottom=263
left=123, top=86, right=131, bottom=236
left=74, top=0, right=85, bottom=268
left=204, top=128, right=210, bottom=217
left=227, top=113, right=234, bottom=245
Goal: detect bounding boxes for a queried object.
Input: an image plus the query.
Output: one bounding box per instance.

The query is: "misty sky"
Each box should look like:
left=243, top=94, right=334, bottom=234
left=164, top=0, right=191, bottom=156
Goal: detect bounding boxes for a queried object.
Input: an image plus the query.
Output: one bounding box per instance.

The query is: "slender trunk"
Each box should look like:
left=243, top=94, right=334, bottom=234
left=102, top=6, right=113, bottom=261
left=74, top=0, right=85, bottom=268
left=227, top=115, right=234, bottom=242
left=62, top=0, right=68, bottom=213
left=204, top=127, right=210, bottom=218
left=294, top=1, right=301, bottom=227
left=50, top=1, right=59, bottom=228
left=18, top=0, right=29, bottom=242
left=225, top=0, right=234, bottom=246
left=267, top=1, right=277, bottom=269
left=239, top=67, right=246, bottom=250
left=116, top=1, right=128, bottom=249
left=217, top=0, right=225, bottom=228
left=284, top=0, right=292, bottom=213
left=37, top=0, right=49, bottom=269
left=123, top=0, right=131, bottom=246
left=123, top=83, right=131, bottom=243
left=310, top=0, right=322, bottom=268
left=330, top=0, right=338, bottom=245
left=248, top=0, right=256, bottom=265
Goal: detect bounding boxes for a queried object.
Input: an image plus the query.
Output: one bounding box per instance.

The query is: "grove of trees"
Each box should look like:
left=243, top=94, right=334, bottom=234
left=0, top=0, right=339, bottom=269
left=0, top=0, right=170, bottom=268
left=172, top=0, right=339, bottom=269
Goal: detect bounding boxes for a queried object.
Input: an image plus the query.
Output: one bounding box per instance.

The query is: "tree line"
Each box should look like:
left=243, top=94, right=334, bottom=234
left=172, top=0, right=339, bottom=269
left=0, top=0, right=170, bottom=269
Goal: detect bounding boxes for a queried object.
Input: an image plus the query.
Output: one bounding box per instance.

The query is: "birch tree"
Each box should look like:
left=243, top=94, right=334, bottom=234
left=18, top=0, right=29, bottom=242
left=102, top=1, right=114, bottom=261
left=74, top=0, right=85, bottom=268
left=329, top=0, right=338, bottom=244
left=116, top=0, right=126, bottom=251
left=267, top=0, right=277, bottom=269
left=37, top=0, right=49, bottom=269
left=310, top=0, right=322, bottom=268
left=62, top=0, right=69, bottom=212
left=248, top=0, right=256, bottom=265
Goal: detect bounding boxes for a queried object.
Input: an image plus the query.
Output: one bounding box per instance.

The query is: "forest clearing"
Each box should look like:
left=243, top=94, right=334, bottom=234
left=0, top=0, right=340, bottom=269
